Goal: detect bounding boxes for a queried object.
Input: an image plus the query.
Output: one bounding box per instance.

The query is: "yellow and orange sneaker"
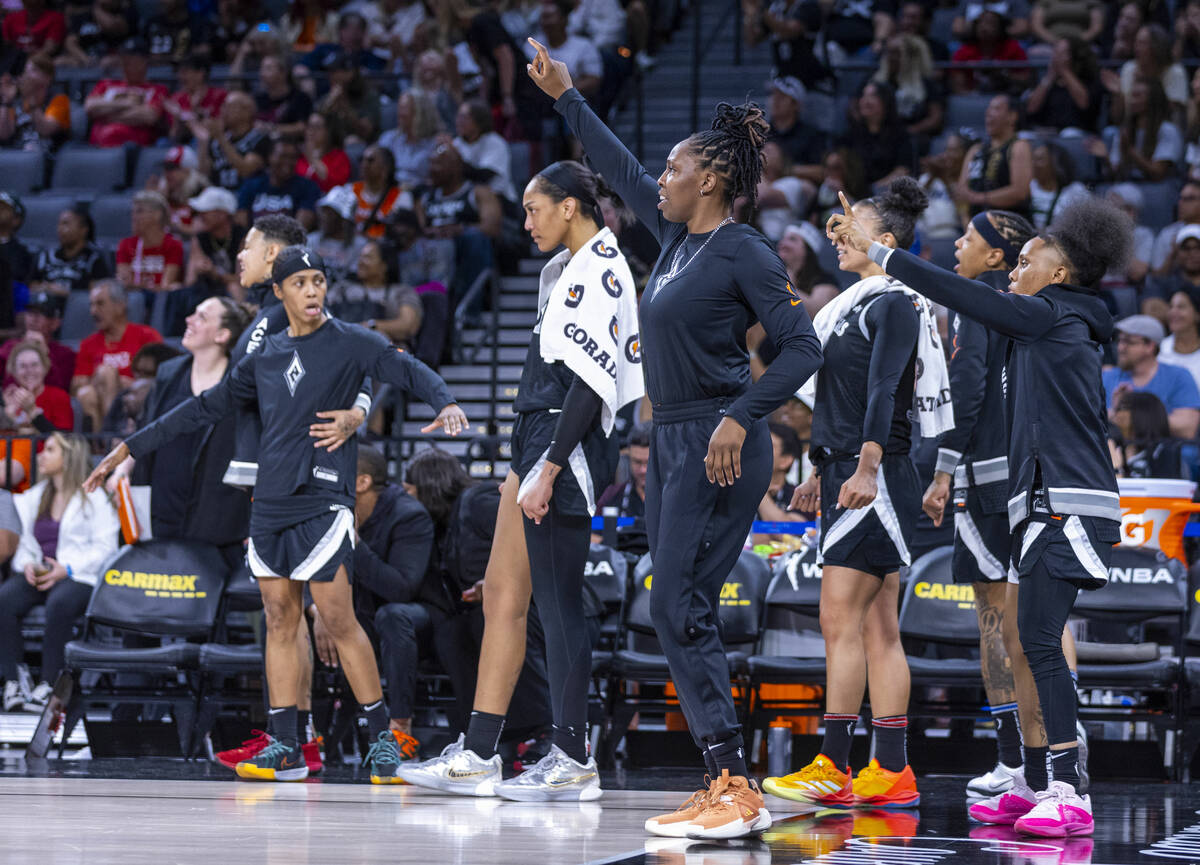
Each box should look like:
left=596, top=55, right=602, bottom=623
left=762, top=754, right=854, bottom=807
left=851, top=759, right=920, bottom=808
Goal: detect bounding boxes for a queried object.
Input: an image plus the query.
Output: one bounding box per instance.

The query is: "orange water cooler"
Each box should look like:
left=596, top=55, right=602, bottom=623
left=1117, top=478, right=1200, bottom=563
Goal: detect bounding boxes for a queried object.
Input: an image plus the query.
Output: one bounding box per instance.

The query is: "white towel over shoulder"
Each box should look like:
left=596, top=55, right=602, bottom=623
left=798, top=274, right=954, bottom=438
left=518, top=227, right=646, bottom=514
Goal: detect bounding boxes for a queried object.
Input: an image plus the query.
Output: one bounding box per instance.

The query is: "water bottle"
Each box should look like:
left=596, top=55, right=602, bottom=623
left=767, top=722, right=792, bottom=777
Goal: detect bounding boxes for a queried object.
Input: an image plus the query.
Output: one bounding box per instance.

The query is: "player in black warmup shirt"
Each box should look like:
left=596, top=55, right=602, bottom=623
left=87, top=247, right=468, bottom=784
left=528, top=40, right=823, bottom=839
left=765, top=179, right=929, bottom=810
left=831, top=195, right=1132, bottom=837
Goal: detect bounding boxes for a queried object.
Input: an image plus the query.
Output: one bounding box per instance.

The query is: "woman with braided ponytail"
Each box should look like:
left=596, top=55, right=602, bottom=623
left=528, top=39, right=823, bottom=840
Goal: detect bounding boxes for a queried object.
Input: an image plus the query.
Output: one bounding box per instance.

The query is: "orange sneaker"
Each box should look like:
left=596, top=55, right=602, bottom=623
left=645, top=777, right=719, bottom=837
left=851, top=759, right=920, bottom=808
left=762, top=754, right=854, bottom=807
left=684, top=770, right=773, bottom=840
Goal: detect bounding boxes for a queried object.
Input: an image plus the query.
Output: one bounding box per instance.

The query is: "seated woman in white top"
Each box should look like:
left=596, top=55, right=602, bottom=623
left=1160, top=286, right=1200, bottom=390
left=453, top=99, right=516, bottom=203
left=0, top=433, right=120, bottom=712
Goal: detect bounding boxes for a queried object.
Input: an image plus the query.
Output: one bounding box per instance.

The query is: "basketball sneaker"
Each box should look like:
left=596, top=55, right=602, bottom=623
left=493, top=745, right=603, bottom=801
left=235, top=736, right=308, bottom=781
left=1013, top=781, right=1093, bottom=837
left=366, top=730, right=406, bottom=784
left=851, top=760, right=920, bottom=808
left=968, top=771, right=1037, bottom=824
left=762, top=754, right=853, bottom=807
left=967, top=762, right=1022, bottom=798
left=1075, top=721, right=1089, bottom=794
left=645, top=776, right=719, bottom=837
left=302, top=737, right=323, bottom=775
left=395, top=733, right=502, bottom=795
left=684, top=771, right=773, bottom=840
left=219, top=730, right=270, bottom=769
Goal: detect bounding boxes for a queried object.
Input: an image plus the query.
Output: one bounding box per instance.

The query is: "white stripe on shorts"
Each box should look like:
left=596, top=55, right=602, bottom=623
left=954, top=510, right=1005, bottom=582
left=1062, top=514, right=1109, bottom=585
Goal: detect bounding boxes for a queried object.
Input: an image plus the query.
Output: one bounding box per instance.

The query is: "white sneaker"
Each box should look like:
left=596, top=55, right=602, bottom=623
left=395, top=733, right=502, bottom=796
left=493, top=745, right=602, bottom=802
left=967, top=762, right=1023, bottom=798
left=25, top=681, right=52, bottom=712
left=3, top=680, right=24, bottom=712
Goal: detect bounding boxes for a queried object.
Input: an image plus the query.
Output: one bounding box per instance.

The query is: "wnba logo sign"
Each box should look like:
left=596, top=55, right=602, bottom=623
left=625, top=334, right=641, bottom=363
left=602, top=269, right=623, bottom=297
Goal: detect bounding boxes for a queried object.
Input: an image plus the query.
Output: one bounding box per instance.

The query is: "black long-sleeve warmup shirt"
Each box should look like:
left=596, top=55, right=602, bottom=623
left=553, top=88, right=823, bottom=431
left=809, top=287, right=920, bottom=461
left=126, top=317, right=455, bottom=534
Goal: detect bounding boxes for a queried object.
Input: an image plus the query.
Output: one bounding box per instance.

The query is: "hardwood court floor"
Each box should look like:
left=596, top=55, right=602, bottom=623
left=0, top=765, right=1188, bottom=864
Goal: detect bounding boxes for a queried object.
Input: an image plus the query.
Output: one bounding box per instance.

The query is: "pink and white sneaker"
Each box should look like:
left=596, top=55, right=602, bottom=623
left=968, top=772, right=1037, bottom=825
left=1014, top=781, right=1094, bottom=837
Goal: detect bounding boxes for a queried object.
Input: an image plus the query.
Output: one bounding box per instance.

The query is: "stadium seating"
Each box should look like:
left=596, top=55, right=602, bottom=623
left=90, top=193, right=135, bottom=247
left=51, top=145, right=127, bottom=196
left=22, top=194, right=76, bottom=246
left=0, top=150, right=44, bottom=195
left=130, top=146, right=174, bottom=192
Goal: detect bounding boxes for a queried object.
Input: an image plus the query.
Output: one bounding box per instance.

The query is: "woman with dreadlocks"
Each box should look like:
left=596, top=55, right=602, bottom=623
left=527, top=40, right=823, bottom=840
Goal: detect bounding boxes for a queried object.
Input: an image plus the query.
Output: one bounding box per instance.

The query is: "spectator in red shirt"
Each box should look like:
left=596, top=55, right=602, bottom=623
left=84, top=36, right=168, bottom=148
left=2, top=0, right=66, bottom=65
left=116, top=191, right=185, bottom=294
left=950, top=10, right=1030, bottom=93
left=296, top=111, right=351, bottom=193
left=164, top=54, right=228, bottom=144
left=72, top=280, right=163, bottom=433
left=0, top=293, right=76, bottom=392
left=4, top=338, right=73, bottom=434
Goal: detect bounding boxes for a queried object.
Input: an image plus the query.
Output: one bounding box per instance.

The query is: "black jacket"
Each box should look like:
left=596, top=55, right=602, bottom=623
left=875, top=245, right=1119, bottom=529
left=132, top=355, right=250, bottom=546
left=354, top=484, right=447, bottom=620
left=936, top=269, right=1011, bottom=511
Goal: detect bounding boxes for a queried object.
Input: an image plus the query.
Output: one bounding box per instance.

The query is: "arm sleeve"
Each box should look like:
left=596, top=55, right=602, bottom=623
left=553, top=88, right=668, bottom=244
left=124, top=355, right=255, bottom=459
left=871, top=243, right=1058, bottom=342
left=726, top=236, right=824, bottom=431
left=935, top=314, right=989, bottom=474
left=352, top=508, right=435, bottom=604
left=546, top=375, right=602, bottom=466
left=862, top=293, right=921, bottom=447
left=365, top=330, right=455, bottom=411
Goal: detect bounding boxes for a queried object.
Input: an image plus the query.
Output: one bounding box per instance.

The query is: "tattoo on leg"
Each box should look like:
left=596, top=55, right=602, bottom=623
left=977, top=589, right=1016, bottom=706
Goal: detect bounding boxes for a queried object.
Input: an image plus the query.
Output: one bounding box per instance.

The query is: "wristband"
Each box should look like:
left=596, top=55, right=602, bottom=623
left=66, top=565, right=73, bottom=580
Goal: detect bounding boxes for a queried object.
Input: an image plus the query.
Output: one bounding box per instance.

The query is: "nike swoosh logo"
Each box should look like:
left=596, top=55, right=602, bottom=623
left=790, top=298, right=803, bottom=306
left=547, top=772, right=596, bottom=787
left=281, top=757, right=298, bottom=768
left=447, top=768, right=490, bottom=779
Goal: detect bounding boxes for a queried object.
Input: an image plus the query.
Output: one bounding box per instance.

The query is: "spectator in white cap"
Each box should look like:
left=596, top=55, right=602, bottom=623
left=309, top=184, right=366, bottom=286
left=185, top=187, right=245, bottom=301
left=765, top=76, right=826, bottom=180
left=1149, top=225, right=1200, bottom=305
left=776, top=222, right=838, bottom=316
left=1152, top=180, right=1200, bottom=274
left=1103, top=183, right=1154, bottom=287
left=152, top=144, right=206, bottom=238
left=1103, top=313, right=1200, bottom=438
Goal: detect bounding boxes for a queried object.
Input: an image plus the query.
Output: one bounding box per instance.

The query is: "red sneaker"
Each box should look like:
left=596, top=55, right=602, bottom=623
left=217, top=730, right=270, bottom=770
left=302, top=736, right=323, bottom=775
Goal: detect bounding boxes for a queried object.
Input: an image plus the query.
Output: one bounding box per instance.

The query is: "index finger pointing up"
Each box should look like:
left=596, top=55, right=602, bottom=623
left=527, top=37, right=549, bottom=60
left=838, top=190, right=852, bottom=215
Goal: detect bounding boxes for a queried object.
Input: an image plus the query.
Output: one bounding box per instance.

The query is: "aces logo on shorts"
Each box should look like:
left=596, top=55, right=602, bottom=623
left=601, top=268, right=623, bottom=297
left=591, top=239, right=618, bottom=259
left=565, top=284, right=585, bottom=308
left=625, top=334, right=641, bottom=363
left=609, top=315, right=619, bottom=344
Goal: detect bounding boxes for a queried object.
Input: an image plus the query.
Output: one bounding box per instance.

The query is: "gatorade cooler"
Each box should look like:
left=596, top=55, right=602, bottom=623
left=1117, top=478, right=1200, bottom=563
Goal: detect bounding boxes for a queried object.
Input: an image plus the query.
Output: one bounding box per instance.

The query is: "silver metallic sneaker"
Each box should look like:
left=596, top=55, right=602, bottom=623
left=1075, top=719, right=1089, bottom=794
left=396, top=733, right=502, bottom=796
left=493, top=745, right=602, bottom=802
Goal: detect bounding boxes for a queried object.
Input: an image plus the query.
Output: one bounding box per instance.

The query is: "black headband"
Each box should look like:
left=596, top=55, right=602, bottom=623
left=538, top=162, right=604, bottom=225
left=971, top=212, right=1020, bottom=268
left=272, top=247, right=327, bottom=284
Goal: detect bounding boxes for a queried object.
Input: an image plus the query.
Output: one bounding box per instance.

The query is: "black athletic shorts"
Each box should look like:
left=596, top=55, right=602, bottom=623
left=510, top=410, right=617, bottom=517
left=818, top=454, right=920, bottom=579
left=1010, top=511, right=1118, bottom=591
left=246, top=506, right=355, bottom=583
left=951, top=487, right=1011, bottom=584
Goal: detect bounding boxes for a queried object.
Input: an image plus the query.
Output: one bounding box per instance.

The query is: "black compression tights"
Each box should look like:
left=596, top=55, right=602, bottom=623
left=523, top=506, right=594, bottom=764
left=1016, top=567, right=1080, bottom=748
